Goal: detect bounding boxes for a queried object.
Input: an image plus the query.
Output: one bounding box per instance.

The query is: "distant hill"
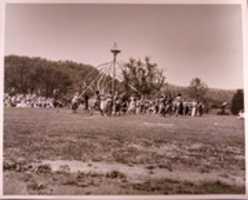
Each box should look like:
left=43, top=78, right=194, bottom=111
left=4, top=55, right=237, bottom=107
left=4, top=55, right=99, bottom=97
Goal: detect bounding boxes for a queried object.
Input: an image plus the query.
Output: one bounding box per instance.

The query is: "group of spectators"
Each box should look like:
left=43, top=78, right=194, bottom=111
left=4, top=93, right=59, bottom=109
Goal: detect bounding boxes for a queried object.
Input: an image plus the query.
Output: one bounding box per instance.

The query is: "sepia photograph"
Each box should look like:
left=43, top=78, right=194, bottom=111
left=2, top=1, right=246, bottom=196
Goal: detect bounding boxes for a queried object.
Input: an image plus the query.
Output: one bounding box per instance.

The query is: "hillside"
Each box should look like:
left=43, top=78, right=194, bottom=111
left=4, top=55, right=99, bottom=97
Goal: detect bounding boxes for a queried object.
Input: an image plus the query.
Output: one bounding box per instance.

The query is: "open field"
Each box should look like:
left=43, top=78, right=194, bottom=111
left=3, top=108, right=245, bottom=195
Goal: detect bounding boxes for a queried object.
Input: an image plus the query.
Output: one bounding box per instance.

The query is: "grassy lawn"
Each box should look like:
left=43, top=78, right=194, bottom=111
left=3, top=107, right=245, bottom=195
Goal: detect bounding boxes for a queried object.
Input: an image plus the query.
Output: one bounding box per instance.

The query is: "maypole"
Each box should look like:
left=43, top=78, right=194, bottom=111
left=110, top=42, right=121, bottom=113
left=110, top=42, right=121, bottom=95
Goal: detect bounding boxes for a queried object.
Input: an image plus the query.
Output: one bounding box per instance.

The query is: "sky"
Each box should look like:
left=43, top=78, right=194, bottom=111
left=4, top=3, right=243, bottom=89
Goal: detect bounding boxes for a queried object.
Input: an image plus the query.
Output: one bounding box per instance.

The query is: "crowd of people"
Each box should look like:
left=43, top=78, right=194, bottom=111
left=4, top=93, right=61, bottom=109
left=4, top=91, right=205, bottom=117
left=71, top=91, right=205, bottom=117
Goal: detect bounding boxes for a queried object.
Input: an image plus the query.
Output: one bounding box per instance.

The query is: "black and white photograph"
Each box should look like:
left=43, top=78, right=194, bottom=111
left=2, top=1, right=246, bottom=196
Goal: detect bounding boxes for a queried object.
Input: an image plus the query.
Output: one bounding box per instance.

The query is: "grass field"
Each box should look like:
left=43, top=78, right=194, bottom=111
left=3, top=107, right=245, bottom=195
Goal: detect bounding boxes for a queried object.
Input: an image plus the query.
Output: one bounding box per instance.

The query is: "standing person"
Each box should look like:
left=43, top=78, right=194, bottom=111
left=84, top=94, right=89, bottom=111
left=198, top=102, right=204, bottom=116
left=183, top=100, right=188, bottom=116
left=99, top=94, right=106, bottom=116
left=128, top=96, right=136, bottom=114
left=166, top=96, right=172, bottom=116
left=159, top=96, right=165, bottom=116
left=155, top=97, right=160, bottom=114
left=136, top=97, right=141, bottom=114
left=113, top=91, right=119, bottom=115
left=95, top=90, right=101, bottom=111
left=106, top=92, right=113, bottom=116
left=185, top=101, right=190, bottom=116
left=164, top=96, right=168, bottom=116
left=52, top=89, right=59, bottom=108
left=179, top=101, right=184, bottom=115
left=144, top=99, right=149, bottom=114
left=139, top=97, right=145, bottom=114
left=175, top=93, right=182, bottom=116
left=191, top=99, right=197, bottom=117
left=71, top=92, right=80, bottom=113
left=114, top=96, right=121, bottom=116
left=148, top=100, right=155, bottom=114
left=95, top=90, right=105, bottom=116
left=196, top=101, right=200, bottom=116
left=121, top=97, right=128, bottom=115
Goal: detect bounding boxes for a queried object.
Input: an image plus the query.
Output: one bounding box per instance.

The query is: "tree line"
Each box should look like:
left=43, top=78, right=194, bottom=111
left=4, top=55, right=243, bottom=114
left=5, top=55, right=99, bottom=98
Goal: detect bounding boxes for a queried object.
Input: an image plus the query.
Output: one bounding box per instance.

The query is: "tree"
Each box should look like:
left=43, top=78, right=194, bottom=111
left=188, top=78, right=208, bottom=101
left=4, top=55, right=97, bottom=97
left=121, top=57, right=165, bottom=97
left=231, top=89, right=244, bottom=115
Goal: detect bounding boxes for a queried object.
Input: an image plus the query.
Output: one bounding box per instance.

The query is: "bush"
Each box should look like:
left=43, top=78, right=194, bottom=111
left=231, top=89, right=244, bottom=115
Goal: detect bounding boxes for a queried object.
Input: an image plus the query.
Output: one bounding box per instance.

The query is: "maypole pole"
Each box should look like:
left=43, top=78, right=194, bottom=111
left=110, top=42, right=121, bottom=113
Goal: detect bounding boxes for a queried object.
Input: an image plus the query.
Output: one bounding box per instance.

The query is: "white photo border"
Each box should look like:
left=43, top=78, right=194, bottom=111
left=0, top=0, right=247, bottom=199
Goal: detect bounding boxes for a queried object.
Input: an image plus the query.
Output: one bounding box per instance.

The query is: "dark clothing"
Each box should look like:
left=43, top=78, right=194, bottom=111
left=84, top=95, right=89, bottom=110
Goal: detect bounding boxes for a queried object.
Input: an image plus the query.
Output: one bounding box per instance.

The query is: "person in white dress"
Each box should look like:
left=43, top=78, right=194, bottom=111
left=128, top=96, right=136, bottom=114
left=191, top=100, right=197, bottom=117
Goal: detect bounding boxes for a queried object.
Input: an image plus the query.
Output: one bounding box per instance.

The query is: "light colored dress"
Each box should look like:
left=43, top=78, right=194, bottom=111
left=191, top=101, right=197, bottom=116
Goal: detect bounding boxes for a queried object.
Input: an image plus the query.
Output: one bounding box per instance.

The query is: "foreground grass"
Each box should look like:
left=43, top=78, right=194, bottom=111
left=3, top=108, right=245, bottom=195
